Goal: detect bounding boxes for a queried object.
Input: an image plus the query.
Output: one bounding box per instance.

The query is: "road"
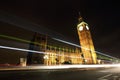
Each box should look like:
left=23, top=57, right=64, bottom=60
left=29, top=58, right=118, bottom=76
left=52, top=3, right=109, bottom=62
left=0, top=67, right=120, bottom=80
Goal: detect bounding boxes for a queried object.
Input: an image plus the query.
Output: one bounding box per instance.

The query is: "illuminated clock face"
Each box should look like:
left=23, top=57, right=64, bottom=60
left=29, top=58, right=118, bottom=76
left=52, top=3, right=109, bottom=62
left=79, top=26, right=83, bottom=31
left=78, top=24, right=89, bottom=31
left=86, top=25, right=89, bottom=30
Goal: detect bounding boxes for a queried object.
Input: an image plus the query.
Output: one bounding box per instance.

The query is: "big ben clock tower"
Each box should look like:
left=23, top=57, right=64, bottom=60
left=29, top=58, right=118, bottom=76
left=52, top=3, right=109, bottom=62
left=77, top=16, right=97, bottom=64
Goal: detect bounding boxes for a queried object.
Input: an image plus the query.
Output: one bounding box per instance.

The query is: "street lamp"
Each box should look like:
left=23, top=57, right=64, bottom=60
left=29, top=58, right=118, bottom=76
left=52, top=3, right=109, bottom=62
left=44, top=55, right=49, bottom=60
left=44, top=55, right=49, bottom=65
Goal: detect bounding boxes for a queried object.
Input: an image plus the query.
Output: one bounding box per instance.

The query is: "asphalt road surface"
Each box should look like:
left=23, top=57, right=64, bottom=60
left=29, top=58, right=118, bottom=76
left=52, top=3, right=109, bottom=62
left=0, top=67, right=120, bottom=80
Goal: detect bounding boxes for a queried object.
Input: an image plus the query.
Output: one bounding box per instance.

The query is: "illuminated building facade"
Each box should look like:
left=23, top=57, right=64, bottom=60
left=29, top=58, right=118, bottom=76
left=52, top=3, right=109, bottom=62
left=28, top=33, right=82, bottom=65
left=0, top=22, right=83, bottom=65
left=77, top=16, right=97, bottom=64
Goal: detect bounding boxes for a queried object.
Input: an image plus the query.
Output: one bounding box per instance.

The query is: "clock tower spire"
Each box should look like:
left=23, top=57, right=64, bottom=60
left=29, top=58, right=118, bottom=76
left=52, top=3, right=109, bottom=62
left=78, top=12, right=83, bottom=23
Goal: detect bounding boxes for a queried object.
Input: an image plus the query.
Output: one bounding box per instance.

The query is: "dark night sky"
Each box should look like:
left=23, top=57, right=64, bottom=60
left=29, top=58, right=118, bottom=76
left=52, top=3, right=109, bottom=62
left=0, top=0, right=120, bottom=58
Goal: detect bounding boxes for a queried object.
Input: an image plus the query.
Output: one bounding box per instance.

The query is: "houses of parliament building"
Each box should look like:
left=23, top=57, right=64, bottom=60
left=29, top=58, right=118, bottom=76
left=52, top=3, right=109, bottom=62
left=1, top=14, right=111, bottom=66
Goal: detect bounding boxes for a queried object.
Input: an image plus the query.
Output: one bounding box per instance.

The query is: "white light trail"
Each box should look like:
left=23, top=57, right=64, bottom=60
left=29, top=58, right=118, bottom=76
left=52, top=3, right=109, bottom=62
left=1, top=64, right=120, bottom=71
left=52, top=38, right=116, bottom=59
left=52, top=38, right=80, bottom=47
left=0, top=45, right=45, bottom=54
left=0, top=45, right=81, bottom=59
left=28, top=64, right=120, bottom=70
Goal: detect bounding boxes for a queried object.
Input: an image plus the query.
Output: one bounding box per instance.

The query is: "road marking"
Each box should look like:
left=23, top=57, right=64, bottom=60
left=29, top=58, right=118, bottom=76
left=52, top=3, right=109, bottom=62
left=98, top=74, right=112, bottom=80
